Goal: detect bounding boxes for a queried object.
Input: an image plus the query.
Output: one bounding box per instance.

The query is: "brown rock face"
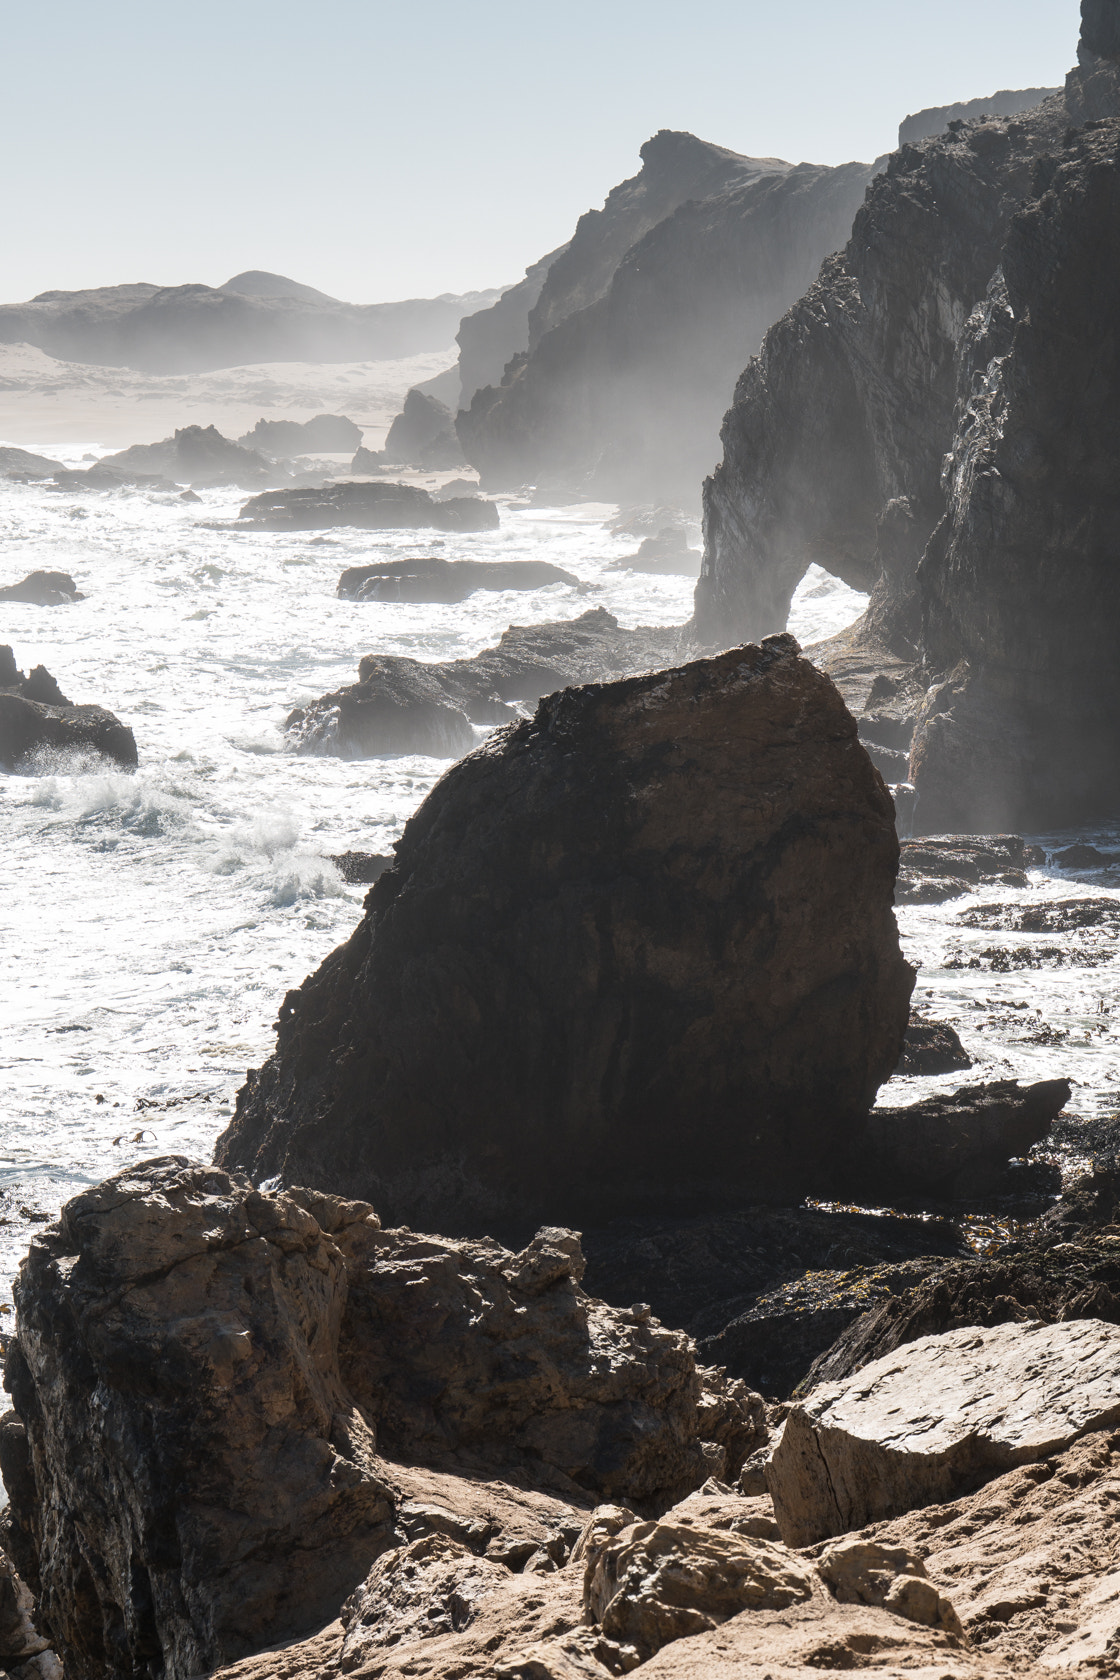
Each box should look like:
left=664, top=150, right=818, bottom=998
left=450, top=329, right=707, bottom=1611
left=4, top=1162, right=762, bottom=1680
left=217, top=634, right=913, bottom=1235
left=767, top=1317, right=1120, bottom=1547
left=3, top=1161, right=397, bottom=1680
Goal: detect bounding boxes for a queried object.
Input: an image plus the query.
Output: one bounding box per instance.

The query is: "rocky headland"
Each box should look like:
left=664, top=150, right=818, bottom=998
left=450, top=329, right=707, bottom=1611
left=0, top=646, right=136, bottom=770
left=456, top=135, right=875, bottom=505
left=694, top=9, right=1120, bottom=833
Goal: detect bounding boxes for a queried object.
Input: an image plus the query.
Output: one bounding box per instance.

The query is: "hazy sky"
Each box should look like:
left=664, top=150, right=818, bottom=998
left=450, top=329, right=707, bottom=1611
left=4, top=0, right=1083, bottom=305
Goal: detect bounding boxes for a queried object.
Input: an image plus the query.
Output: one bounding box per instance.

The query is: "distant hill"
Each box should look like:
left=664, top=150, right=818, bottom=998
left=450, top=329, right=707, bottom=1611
left=0, top=275, right=503, bottom=374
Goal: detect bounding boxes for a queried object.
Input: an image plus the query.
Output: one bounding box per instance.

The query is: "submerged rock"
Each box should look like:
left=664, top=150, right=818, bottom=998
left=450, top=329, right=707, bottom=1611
left=895, top=834, right=1044, bottom=904
left=336, top=556, right=578, bottom=604
left=768, top=1317, right=1120, bottom=1546
left=236, top=480, right=499, bottom=532
left=286, top=607, right=681, bottom=758
left=218, top=634, right=912, bottom=1234
left=0, top=572, right=84, bottom=606
left=0, top=648, right=136, bottom=770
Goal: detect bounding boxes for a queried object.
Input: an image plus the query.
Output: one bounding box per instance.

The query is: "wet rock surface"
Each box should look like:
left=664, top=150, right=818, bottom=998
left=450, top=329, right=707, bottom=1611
left=895, top=835, right=1045, bottom=904
left=768, top=1317, right=1120, bottom=1546
left=237, top=481, right=499, bottom=533
left=218, top=636, right=913, bottom=1234
left=284, top=607, right=682, bottom=759
left=336, top=557, right=578, bottom=604
left=895, top=1016, right=972, bottom=1075
left=0, top=646, right=137, bottom=770
left=0, top=571, right=85, bottom=606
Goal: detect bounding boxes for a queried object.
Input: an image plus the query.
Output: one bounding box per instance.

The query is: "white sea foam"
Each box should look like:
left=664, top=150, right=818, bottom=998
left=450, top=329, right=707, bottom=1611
left=3, top=466, right=1114, bottom=1302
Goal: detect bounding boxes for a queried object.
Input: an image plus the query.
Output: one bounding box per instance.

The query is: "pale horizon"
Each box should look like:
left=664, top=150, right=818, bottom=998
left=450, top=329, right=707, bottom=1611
left=4, top=0, right=1082, bottom=307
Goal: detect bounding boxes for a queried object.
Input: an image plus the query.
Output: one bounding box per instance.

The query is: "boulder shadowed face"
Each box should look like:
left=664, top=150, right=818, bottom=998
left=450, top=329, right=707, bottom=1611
left=217, top=635, right=912, bottom=1236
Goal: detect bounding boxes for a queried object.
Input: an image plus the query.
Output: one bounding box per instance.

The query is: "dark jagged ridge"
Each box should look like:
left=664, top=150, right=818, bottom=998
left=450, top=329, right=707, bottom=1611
left=694, top=23, right=1120, bottom=831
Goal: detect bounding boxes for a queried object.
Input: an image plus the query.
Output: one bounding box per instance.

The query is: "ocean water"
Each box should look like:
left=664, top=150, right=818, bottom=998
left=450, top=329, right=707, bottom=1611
left=2, top=459, right=1117, bottom=1300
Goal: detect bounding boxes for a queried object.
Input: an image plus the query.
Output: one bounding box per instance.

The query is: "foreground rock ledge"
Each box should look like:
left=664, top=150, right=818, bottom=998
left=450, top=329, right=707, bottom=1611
left=768, top=1316, right=1120, bottom=1546
left=2, top=1159, right=761, bottom=1680
left=218, top=633, right=914, bottom=1235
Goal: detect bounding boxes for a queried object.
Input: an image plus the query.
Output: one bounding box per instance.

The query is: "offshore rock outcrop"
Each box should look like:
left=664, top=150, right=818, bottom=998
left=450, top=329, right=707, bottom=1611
left=695, top=15, right=1120, bottom=832
left=237, top=415, right=362, bottom=456
left=458, top=134, right=874, bottom=504
left=0, top=572, right=85, bottom=606
left=236, top=480, right=498, bottom=533
left=95, top=425, right=277, bottom=488
left=0, top=647, right=137, bottom=770
left=218, top=635, right=913, bottom=1233
left=380, top=388, right=465, bottom=469
left=1, top=1160, right=763, bottom=1680
left=336, top=556, right=578, bottom=604
left=285, top=607, right=681, bottom=757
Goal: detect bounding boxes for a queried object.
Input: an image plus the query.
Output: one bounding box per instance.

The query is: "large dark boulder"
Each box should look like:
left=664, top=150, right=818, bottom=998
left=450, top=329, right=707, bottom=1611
left=381, top=388, right=465, bottom=469
left=236, top=480, right=498, bottom=533
left=0, top=649, right=136, bottom=769
left=218, top=634, right=913, bottom=1235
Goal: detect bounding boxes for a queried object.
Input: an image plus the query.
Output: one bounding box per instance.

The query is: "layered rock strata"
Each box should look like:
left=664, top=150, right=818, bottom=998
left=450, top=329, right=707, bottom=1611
left=218, top=634, right=913, bottom=1233
left=0, top=648, right=137, bottom=770
left=768, top=1317, right=1120, bottom=1546
left=695, top=17, right=1120, bottom=831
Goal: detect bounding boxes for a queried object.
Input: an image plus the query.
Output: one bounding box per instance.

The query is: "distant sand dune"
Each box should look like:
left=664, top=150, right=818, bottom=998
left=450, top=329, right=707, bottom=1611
left=0, top=343, right=457, bottom=450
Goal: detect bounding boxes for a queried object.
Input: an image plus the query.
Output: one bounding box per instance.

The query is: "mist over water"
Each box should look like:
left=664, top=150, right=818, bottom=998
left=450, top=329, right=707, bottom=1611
left=2, top=458, right=1116, bottom=1301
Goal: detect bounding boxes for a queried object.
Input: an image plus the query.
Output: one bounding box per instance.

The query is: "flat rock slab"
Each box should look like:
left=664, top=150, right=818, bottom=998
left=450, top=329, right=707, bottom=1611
left=768, top=1317, right=1120, bottom=1545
